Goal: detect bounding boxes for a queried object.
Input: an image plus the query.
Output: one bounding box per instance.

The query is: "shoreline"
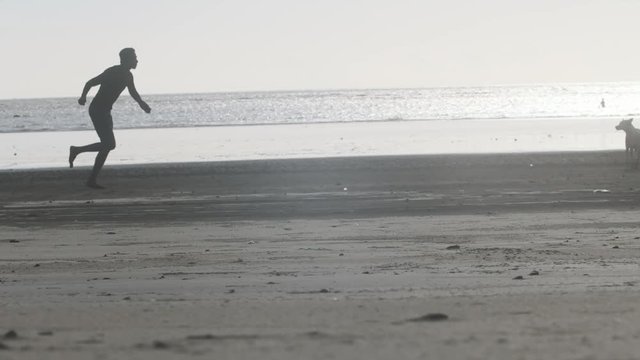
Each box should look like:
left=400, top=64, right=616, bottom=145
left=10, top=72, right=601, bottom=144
left=0, top=117, right=626, bottom=170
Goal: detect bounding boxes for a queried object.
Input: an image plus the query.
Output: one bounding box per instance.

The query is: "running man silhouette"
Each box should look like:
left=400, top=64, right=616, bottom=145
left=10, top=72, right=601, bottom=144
left=69, top=48, right=151, bottom=189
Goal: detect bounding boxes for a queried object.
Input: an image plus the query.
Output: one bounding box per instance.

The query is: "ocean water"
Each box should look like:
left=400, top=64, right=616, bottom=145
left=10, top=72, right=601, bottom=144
left=0, top=83, right=636, bottom=169
left=2, top=83, right=640, bottom=133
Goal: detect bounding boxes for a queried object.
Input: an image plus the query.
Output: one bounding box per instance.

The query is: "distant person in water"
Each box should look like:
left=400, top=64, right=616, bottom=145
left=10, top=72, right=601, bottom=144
left=69, top=48, right=151, bottom=189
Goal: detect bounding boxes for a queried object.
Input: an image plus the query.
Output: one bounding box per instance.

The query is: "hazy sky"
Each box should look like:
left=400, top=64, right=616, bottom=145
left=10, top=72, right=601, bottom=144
left=2, top=0, right=640, bottom=99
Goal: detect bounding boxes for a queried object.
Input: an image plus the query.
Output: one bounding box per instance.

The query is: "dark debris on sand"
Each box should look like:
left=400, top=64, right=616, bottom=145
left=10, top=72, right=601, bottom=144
left=406, top=313, right=449, bottom=322
left=152, top=340, right=171, bottom=349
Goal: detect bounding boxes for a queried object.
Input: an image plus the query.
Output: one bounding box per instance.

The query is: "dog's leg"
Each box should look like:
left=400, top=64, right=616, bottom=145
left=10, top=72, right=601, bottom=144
left=626, top=148, right=630, bottom=165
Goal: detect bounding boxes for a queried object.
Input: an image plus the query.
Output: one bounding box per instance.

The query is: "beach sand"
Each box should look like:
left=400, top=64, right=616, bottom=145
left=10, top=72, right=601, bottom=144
left=2, top=151, right=640, bottom=359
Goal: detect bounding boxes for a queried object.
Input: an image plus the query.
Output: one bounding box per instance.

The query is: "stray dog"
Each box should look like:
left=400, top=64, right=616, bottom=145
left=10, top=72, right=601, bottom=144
left=615, top=118, right=640, bottom=168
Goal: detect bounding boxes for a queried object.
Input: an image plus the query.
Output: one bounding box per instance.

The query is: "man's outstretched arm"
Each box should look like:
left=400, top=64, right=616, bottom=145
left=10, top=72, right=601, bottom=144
left=127, top=78, right=151, bottom=113
left=78, top=75, right=103, bottom=105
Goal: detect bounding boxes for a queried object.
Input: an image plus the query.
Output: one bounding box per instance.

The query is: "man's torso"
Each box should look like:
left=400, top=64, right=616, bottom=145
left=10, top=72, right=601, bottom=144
left=90, top=65, right=132, bottom=112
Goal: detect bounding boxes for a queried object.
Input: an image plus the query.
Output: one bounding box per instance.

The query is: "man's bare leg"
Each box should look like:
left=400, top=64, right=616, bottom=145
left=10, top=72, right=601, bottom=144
left=69, top=147, right=77, bottom=168
left=69, top=143, right=104, bottom=168
left=86, top=149, right=110, bottom=189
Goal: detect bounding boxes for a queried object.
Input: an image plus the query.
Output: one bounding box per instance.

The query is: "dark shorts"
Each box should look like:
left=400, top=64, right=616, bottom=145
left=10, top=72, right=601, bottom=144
left=89, top=107, right=116, bottom=149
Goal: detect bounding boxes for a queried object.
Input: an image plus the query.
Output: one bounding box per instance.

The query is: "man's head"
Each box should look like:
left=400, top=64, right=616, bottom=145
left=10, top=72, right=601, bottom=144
left=119, top=48, right=138, bottom=69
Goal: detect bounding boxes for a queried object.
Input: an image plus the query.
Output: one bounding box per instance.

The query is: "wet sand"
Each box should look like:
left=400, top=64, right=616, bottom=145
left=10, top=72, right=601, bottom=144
left=2, top=151, right=640, bottom=359
left=0, top=117, right=623, bottom=169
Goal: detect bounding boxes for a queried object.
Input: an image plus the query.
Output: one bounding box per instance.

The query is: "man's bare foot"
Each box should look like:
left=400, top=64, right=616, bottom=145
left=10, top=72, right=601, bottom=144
left=86, top=181, right=105, bottom=189
left=69, top=146, right=78, bottom=168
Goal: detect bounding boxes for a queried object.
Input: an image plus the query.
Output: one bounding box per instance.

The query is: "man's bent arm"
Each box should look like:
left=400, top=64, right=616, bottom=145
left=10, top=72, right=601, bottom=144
left=78, top=75, right=102, bottom=105
left=128, top=79, right=151, bottom=113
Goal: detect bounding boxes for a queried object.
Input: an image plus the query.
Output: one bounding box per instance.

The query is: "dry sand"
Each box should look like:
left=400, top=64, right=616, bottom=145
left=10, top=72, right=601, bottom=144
left=2, top=151, right=640, bottom=359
